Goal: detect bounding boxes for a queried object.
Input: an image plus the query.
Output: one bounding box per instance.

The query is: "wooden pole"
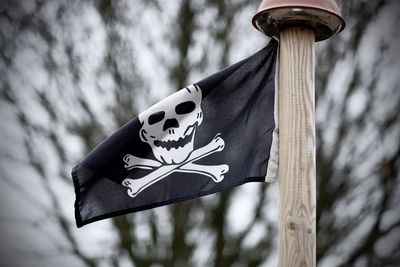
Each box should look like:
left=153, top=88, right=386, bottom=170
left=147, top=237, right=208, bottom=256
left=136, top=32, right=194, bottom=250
left=278, top=27, right=316, bottom=267
left=252, top=3, right=344, bottom=266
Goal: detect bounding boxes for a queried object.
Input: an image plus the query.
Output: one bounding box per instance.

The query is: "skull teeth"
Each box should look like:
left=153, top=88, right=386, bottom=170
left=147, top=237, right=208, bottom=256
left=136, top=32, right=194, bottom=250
left=154, top=126, right=195, bottom=151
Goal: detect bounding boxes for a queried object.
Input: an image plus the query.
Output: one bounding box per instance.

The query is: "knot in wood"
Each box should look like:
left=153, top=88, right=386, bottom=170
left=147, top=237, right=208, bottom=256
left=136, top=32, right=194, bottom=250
left=287, top=220, right=296, bottom=230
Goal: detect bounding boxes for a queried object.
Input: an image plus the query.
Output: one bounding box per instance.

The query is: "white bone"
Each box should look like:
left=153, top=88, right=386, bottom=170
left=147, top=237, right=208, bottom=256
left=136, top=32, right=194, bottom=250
left=124, top=156, right=228, bottom=183
left=187, top=134, right=225, bottom=162
left=122, top=134, right=227, bottom=198
left=122, top=164, right=178, bottom=197
left=123, top=154, right=162, bottom=170
left=177, top=163, right=228, bottom=182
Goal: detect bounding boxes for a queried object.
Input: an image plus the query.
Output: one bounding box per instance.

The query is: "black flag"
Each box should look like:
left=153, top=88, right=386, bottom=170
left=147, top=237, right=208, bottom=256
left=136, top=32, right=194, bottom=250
left=72, top=40, right=278, bottom=227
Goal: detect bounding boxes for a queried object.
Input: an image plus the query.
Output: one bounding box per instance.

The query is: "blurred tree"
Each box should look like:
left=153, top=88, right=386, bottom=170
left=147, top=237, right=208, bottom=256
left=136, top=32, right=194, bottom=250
left=0, top=0, right=398, bottom=267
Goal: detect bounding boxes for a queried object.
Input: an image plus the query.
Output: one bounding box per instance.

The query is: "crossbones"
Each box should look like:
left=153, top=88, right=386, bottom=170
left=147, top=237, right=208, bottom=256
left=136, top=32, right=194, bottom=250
left=122, top=134, right=229, bottom=198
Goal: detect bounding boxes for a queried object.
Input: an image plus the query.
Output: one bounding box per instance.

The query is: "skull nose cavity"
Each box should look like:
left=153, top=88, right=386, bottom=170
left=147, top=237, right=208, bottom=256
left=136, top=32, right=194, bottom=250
left=163, top=118, right=179, bottom=131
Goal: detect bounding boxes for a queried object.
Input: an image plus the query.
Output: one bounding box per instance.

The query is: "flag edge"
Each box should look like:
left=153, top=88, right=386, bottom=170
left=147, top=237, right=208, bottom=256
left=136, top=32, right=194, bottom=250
left=265, top=40, right=279, bottom=183
left=74, top=176, right=265, bottom=228
left=72, top=165, right=85, bottom=228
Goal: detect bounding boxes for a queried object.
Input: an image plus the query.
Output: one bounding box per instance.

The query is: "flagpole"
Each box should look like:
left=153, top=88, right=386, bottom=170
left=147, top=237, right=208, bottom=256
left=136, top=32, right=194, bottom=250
left=252, top=1, right=345, bottom=266
left=278, top=26, right=316, bottom=266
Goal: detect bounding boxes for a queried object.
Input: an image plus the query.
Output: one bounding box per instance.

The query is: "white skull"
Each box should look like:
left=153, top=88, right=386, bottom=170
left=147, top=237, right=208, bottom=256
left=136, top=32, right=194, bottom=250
left=138, top=85, right=203, bottom=164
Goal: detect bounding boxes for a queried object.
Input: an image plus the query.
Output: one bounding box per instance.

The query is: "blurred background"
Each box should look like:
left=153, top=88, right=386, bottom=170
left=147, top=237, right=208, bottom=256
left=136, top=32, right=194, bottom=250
left=0, top=0, right=399, bottom=266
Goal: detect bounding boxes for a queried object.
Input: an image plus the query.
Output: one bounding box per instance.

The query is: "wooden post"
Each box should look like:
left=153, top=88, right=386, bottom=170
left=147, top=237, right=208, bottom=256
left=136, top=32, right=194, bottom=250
left=278, top=27, right=316, bottom=267
left=251, top=2, right=345, bottom=266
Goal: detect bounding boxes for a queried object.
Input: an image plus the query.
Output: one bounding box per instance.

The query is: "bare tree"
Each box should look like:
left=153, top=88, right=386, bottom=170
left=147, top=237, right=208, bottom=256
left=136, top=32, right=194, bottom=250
left=0, top=0, right=398, bottom=266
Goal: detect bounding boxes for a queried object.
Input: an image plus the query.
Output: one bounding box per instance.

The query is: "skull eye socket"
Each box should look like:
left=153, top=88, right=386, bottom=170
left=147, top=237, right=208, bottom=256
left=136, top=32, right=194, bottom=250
left=175, top=101, right=195, bottom=115
left=148, top=111, right=165, bottom=125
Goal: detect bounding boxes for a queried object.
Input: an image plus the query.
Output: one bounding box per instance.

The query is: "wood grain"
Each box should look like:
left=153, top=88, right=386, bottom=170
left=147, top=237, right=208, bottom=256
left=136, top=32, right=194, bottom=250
left=278, top=28, right=316, bottom=267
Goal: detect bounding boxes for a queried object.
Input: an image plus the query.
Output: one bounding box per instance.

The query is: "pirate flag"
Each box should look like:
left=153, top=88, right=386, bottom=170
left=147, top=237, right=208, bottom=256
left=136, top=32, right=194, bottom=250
left=72, top=39, right=278, bottom=227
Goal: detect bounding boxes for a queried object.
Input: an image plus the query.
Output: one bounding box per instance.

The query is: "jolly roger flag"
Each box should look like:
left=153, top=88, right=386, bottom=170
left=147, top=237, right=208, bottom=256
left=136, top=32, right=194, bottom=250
left=72, top=39, right=278, bottom=227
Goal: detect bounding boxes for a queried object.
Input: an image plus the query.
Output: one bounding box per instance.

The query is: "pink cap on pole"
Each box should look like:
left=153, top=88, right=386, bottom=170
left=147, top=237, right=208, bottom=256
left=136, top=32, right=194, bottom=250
left=252, top=0, right=345, bottom=41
